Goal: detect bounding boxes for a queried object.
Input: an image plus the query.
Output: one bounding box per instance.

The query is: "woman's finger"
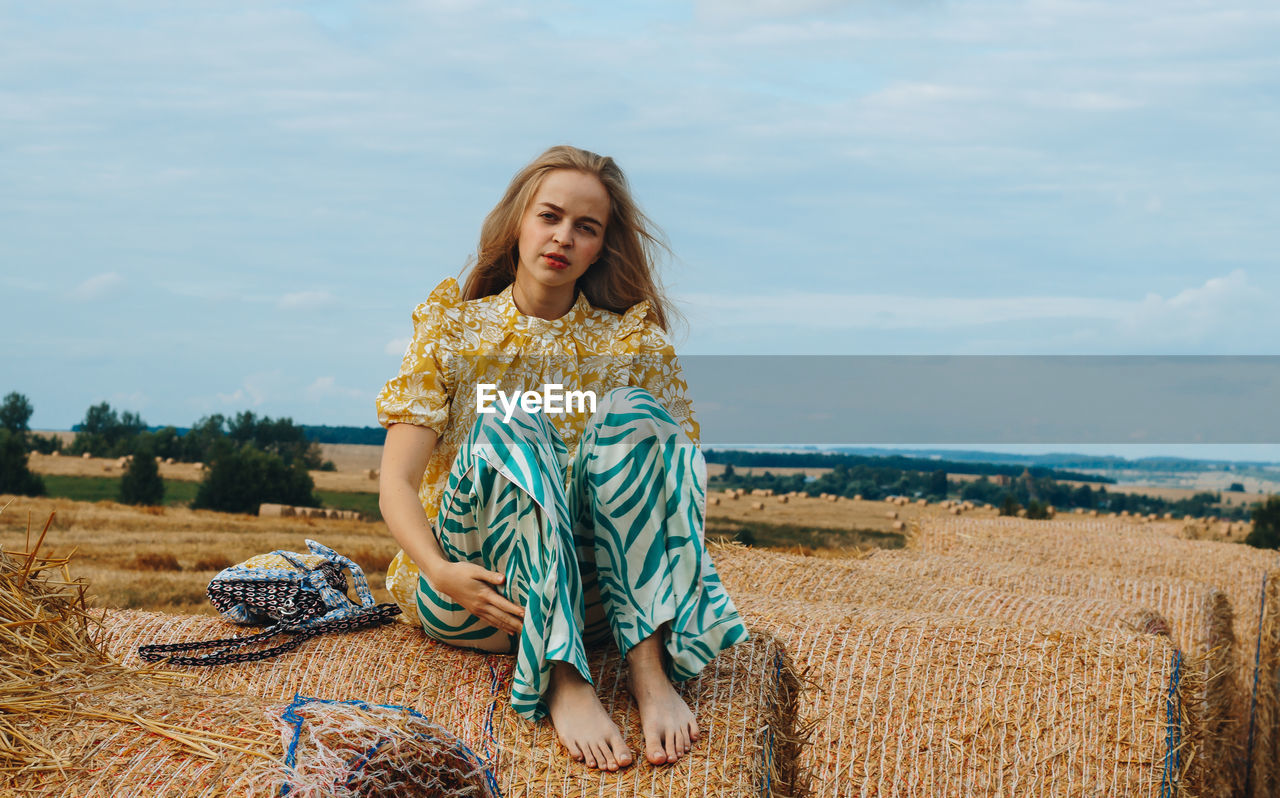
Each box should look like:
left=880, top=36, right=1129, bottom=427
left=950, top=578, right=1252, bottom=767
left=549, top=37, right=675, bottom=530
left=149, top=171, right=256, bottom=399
left=488, top=590, right=525, bottom=618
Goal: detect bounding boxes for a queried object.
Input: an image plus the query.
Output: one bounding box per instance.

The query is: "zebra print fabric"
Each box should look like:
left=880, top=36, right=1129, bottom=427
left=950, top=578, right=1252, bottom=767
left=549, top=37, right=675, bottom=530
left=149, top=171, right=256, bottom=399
left=415, top=387, right=750, bottom=721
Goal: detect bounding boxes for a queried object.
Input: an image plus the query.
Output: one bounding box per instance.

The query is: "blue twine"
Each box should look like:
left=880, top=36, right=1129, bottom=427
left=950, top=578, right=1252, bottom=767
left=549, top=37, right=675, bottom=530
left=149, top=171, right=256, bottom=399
left=1159, top=650, right=1183, bottom=797
left=1244, top=572, right=1268, bottom=797
left=760, top=652, right=785, bottom=796
left=482, top=660, right=502, bottom=768
left=277, top=693, right=501, bottom=798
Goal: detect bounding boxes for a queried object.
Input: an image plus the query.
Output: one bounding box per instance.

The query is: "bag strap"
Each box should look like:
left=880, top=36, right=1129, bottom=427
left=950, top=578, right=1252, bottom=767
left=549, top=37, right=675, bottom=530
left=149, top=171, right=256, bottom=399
left=305, top=539, right=377, bottom=608
left=137, top=603, right=401, bottom=667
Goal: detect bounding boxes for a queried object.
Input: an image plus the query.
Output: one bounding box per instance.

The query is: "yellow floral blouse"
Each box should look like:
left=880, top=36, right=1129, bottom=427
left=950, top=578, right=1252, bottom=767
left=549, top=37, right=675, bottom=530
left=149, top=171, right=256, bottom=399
left=375, top=277, right=700, bottom=613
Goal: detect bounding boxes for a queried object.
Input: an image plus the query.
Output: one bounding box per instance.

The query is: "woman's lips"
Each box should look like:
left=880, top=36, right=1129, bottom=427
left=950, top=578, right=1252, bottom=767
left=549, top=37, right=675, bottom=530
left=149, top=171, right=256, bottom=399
left=543, top=253, right=569, bottom=269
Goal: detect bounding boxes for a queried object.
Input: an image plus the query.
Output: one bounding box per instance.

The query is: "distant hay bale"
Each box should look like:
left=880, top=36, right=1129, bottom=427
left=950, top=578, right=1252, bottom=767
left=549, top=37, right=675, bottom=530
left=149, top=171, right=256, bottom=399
left=886, top=511, right=898, bottom=520
left=776, top=495, right=789, bottom=504
left=193, top=462, right=205, bottom=471
left=734, top=599, right=1193, bottom=797
left=81, top=452, right=90, bottom=459
left=99, top=612, right=805, bottom=797
left=853, top=494, right=862, bottom=501
left=710, top=497, right=720, bottom=506
left=257, top=503, right=293, bottom=518
left=752, top=501, right=765, bottom=511
left=891, top=520, right=905, bottom=532
left=913, top=516, right=1280, bottom=796
left=164, top=457, right=175, bottom=465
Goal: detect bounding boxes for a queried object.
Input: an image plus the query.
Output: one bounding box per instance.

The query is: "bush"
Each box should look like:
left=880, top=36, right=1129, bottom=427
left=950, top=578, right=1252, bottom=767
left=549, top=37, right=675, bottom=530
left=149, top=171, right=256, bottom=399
left=133, top=552, right=182, bottom=571
left=1245, top=496, right=1280, bottom=550
left=1025, top=499, right=1053, bottom=520
left=192, top=443, right=319, bottom=514
left=0, top=428, right=44, bottom=496
left=998, top=493, right=1021, bottom=517
left=119, top=444, right=165, bottom=506
left=29, top=433, right=63, bottom=454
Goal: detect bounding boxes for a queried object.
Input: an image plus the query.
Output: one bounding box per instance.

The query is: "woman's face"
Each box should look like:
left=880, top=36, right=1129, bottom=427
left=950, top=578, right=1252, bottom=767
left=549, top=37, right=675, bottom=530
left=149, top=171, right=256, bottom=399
left=515, top=169, right=610, bottom=293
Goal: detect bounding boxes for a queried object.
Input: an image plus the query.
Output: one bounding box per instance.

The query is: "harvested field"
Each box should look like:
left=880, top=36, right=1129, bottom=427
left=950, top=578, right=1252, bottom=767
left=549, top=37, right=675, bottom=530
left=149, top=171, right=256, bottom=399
left=913, top=516, right=1280, bottom=797
left=99, top=611, right=804, bottom=797
left=0, top=496, right=400, bottom=614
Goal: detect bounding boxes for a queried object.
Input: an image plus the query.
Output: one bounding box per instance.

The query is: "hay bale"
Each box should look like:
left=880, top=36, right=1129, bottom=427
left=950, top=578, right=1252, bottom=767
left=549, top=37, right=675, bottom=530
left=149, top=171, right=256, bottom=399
left=853, top=494, right=862, bottom=501
left=715, top=540, right=1233, bottom=797
left=776, top=495, right=789, bottom=504
left=891, top=520, right=905, bottom=532
left=257, top=503, right=293, bottom=518
left=734, top=600, right=1192, bottom=797
left=99, top=612, right=804, bottom=798
left=913, top=516, right=1280, bottom=796
left=0, top=527, right=283, bottom=796
left=710, top=497, right=720, bottom=506
left=886, top=511, right=898, bottom=520
left=865, top=549, right=1238, bottom=798
left=81, top=452, right=91, bottom=459
left=752, top=501, right=765, bottom=511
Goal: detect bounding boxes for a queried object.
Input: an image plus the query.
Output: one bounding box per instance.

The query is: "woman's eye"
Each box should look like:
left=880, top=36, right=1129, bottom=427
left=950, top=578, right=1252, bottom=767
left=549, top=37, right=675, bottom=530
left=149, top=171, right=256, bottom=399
left=539, top=212, right=557, bottom=221
left=578, top=224, right=597, bottom=235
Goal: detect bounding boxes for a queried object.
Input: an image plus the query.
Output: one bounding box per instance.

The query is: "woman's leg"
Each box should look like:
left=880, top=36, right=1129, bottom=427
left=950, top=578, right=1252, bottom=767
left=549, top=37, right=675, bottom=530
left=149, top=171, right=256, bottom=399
left=415, top=404, right=632, bottom=769
left=571, top=386, right=751, bottom=763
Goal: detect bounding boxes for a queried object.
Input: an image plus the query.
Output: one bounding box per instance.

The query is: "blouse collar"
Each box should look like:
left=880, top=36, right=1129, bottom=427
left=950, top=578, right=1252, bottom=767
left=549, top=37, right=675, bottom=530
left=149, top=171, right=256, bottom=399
left=498, top=283, right=592, bottom=335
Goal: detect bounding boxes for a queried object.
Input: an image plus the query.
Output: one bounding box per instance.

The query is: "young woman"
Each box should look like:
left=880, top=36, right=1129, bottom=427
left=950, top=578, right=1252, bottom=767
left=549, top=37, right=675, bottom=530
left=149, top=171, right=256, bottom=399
left=376, top=145, right=748, bottom=772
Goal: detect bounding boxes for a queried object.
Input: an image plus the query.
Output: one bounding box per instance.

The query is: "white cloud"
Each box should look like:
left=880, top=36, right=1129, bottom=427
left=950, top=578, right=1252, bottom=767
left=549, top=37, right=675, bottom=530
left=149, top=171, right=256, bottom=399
left=304, top=376, right=366, bottom=402
left=385, top=337, right=410, bottom=357
left=72, top=272, right=124, bottom=301
left=684, top=270, right=1272, bottom=352
left=278, top=290, right=336, bottom=310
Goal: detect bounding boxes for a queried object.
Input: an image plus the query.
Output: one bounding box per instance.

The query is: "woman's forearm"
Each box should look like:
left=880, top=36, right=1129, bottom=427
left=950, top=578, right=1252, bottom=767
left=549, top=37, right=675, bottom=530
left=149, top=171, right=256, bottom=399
left=379, top=475, right=449, bottom=582
left=379, top=423, right=448, bottom=582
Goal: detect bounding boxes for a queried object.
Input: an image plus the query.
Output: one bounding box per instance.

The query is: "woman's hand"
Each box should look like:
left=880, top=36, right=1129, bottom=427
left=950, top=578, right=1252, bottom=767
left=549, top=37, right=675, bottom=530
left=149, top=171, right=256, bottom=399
left=431, top=560, right=526, bottom=636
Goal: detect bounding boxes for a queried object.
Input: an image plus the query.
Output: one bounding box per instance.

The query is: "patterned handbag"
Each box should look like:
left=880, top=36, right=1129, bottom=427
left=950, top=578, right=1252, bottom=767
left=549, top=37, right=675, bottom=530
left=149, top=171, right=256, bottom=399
left=137, top=540, right=401, bottom=666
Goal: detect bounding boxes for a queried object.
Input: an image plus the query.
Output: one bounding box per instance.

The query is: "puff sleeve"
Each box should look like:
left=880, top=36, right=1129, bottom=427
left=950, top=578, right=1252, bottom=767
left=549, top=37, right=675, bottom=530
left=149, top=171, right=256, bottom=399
left=617, top=302, right=701, bottom=445
left=374, top=278, right=460, bottom=435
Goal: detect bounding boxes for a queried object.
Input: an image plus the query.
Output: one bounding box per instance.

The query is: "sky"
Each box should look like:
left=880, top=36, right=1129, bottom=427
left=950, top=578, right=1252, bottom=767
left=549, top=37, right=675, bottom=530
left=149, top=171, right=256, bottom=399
left=3, top=1, right=1279, bottom=459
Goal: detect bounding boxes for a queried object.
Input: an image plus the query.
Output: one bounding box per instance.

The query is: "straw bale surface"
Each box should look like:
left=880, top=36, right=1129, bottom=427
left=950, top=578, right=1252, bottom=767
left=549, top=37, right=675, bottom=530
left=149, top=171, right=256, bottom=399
left=912, top=516, right=1280, bottom=797
left=99, top=610, right=804, bottom=798
left=862, top=549, right=1237, bottom=798
left=733, top=600, right=1191, bottom=797
left=718, top=541, right=1219, bottom=795
left=716, top=545, right=1172, bottom=639
left=2, top=530, right=500, bottom=798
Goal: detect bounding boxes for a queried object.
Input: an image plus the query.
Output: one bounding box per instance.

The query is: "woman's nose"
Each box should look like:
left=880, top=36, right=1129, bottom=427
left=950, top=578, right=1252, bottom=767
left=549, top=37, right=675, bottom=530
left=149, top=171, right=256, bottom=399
left=553, top=223, right=573, bottom=247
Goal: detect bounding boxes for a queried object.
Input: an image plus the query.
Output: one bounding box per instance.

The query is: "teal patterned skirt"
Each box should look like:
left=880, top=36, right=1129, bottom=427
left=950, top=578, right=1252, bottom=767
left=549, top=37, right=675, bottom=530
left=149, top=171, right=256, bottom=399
left=414, top=386, right=750, bottom=721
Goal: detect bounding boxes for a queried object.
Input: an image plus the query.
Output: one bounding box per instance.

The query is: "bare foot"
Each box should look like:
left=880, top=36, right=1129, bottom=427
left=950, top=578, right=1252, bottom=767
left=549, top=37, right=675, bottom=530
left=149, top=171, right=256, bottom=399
left=627, top=633, right=700, bottom=765
left=546, top=661, right=634, bottom=771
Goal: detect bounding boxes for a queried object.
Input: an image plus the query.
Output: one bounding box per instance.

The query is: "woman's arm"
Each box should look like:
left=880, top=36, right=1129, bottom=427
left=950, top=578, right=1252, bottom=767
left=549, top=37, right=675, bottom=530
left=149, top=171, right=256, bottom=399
left=379, top=423, right=525, bottom=635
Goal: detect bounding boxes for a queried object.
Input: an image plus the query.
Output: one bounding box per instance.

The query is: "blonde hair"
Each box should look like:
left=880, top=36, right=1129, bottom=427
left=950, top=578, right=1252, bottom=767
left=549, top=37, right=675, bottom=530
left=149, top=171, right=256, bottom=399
left=460, top=145, right=677, bottom=332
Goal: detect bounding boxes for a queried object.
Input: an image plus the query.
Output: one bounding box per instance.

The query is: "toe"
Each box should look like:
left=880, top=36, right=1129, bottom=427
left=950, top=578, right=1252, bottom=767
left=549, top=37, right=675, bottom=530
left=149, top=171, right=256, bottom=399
left=664, top=731, right=679, bottom=763
left=611, top=736, right=633, bottom=767
left=690, top=718, right=701, bottom=742
left=564, top=739, right=584, bottom=762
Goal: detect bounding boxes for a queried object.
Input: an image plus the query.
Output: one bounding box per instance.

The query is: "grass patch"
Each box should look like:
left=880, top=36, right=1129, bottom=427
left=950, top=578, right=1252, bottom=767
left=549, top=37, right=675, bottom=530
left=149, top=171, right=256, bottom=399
left=706, top=518, right=905, bottom=552
left=41, top=475, right=199, bottom=506
left=317, top=489, right=382, bottom=521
